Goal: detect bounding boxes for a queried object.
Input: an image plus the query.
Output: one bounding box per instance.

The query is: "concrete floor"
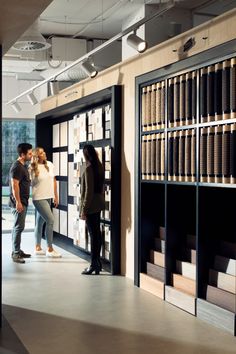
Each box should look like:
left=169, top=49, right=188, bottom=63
left=2, top=233, right=236, bottom=354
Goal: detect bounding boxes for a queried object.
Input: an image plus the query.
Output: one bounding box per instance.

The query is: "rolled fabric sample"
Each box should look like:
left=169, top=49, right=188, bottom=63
left=222, top=124, right=231, bottom=184
left=179, top=74, right=186, bottom=126
left=192, top=71, right=197, bottom=125
left=146, top=86, right=152, bottom=131
left=200, top=67, right=208, bottom=123
left=214, top=125, right=223, bottom=183
left=186, top=72, right=192, bottom=125
left=168, top=132, right=174, bottom=181
left=207, top=65, right=215, bottom=122
left=161, top=133, right=165, bottom=180
left=156, top=133, right=161, bottom=180
left=146, top=134, right=152, bottom=180
left=168, top=78, right=174, bottom=127
left=161, top=81, right=166, bottom=128
left=156, top=82, right=162, bottom=129
left=214, top=62, right=223, bottom=121
left=222, top=60, right=231, bottom=120
left=230, top=123, right=236, bottom=184
left=191, top=129, right=196, bottom=182
left=200, top=127, right=208, bottom=182
left=150, top=134, right=156, bottom=180
left=207, top=127, right=215, bottom=183
left=185, top=129, right=192, bottom=182
left=178, top=130, right=185, bottom=181
left=173, top=130, right=179, bottom=181
left=141, top=135, right=147, bottom=180
left=142, top=87, right=147, bottom=131
left=151, top=84, right=157, bottom=130
left=174, top=76, right=180, bottom=127
left=230, top=58, right=236, bottom=119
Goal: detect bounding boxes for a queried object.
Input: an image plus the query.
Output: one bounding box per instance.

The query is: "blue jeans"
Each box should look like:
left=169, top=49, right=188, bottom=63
left=33, top=199, right=54, bottom=248
left=11, top=205, right=27, bottom=254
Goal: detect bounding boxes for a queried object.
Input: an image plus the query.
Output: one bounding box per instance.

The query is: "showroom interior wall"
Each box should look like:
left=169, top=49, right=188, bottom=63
left=40, top=8, right=236, bottom=279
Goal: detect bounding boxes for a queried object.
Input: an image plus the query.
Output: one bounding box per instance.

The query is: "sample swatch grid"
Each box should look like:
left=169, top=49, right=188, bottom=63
left=51, top=104, right=112, bottom=261
left=141, top=56, right=236, bottom=184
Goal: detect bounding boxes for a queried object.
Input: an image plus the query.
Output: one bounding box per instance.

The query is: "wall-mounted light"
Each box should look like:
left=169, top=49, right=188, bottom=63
left=11, top=101, right=21, bottom=113
left=27, top=91, right=38, bottom=105
left=127, top=32, right=148, bottom=53
left=81, top=60, right=98, bottom=78
left=50, top=80, right=60, bottom=96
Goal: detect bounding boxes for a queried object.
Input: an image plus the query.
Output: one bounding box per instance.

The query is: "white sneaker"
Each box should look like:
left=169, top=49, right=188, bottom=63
left=34, top=249, right=46, bottom=255
left=46, top=250, right=62, bottom=258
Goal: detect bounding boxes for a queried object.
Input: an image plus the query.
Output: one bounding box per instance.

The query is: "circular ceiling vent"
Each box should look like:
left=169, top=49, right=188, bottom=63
left=12, top=20, right=51, bottom=51
left=12, top=40, right=51, bottom=51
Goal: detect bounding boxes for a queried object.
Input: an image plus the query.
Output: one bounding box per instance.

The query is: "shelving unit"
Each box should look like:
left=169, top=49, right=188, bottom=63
left=135, top=40, right=236, bottom=335
left=36, top=85, right=122, bottom=274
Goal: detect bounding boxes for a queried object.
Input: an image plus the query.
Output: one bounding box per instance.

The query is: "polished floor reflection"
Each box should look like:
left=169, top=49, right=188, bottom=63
left=2, top=233, right=236, bottom=354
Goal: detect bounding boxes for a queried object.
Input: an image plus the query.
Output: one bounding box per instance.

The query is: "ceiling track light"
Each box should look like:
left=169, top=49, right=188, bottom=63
left=11, top=101, right=21, bottom=113
left=6, top=1, right=174, bottom=106
left=127, top=32, right=148, bottom=53
left=50, top=80, right=60, bottom=96
left=27, top=91, right=38, bottom=105
left=81, top=60, right=98, bottom=78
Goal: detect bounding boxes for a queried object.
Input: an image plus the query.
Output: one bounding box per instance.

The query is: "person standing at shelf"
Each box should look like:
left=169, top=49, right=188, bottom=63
left=9, top=143, right=33, bottom=263
left=29, top=147, right=61, bottom=258
left=80, top=144, right=105, bottom=275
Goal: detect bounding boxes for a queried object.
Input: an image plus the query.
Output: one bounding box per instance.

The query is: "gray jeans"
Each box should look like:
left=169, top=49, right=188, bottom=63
left=11, top=205, right=27, bottom=254
left=33, top=199, right=54, bottom=248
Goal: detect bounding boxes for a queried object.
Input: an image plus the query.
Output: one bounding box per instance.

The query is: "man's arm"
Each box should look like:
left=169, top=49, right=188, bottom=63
left=11, top=178, right=23, bottom=212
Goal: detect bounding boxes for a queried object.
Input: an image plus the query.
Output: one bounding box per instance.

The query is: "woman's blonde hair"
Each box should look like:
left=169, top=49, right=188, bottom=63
left=31, top=147, right=49, bottom=177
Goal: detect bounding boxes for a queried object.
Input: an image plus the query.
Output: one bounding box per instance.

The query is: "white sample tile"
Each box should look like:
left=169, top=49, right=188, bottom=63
left=53, top=152, right=59, bottom=176
left=68, top=162, right=77, bottom=197
left=53, top=124, right=60, bottom=148
left=60, top=151, right=68, bottom=176
left=60, top=121, right=68, bottom=147
left=68, top=119, right=74, bottom=154
left=68, top=204, right=77, bottom=240
left=53, top=208, right=59, bottom=233
left=60, top=210, right=68, bottom=236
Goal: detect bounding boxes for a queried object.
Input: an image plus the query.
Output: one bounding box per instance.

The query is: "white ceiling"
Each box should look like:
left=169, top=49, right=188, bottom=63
left=38, top=0, right=236, bottom=39
left=2, top=0, right=236, bottom=78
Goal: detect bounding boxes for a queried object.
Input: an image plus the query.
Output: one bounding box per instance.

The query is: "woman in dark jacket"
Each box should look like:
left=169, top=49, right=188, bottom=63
left=80, top=144, right=105, bottom=275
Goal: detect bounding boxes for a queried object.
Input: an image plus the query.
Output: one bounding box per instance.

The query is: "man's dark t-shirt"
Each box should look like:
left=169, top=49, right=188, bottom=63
left=9, top=161, right=30, bottom=208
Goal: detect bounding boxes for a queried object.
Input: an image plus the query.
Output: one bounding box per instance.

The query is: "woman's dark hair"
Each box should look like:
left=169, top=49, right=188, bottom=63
left=83, top=144, right=104, bottom=193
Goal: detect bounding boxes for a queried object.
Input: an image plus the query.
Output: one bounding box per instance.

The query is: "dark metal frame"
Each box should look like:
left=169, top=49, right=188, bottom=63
left=135, top=39, right=236, bottom=286
left=36, top=85, right=122, bottom=275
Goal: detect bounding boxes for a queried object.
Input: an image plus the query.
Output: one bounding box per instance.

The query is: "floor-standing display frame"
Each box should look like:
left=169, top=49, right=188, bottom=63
left=36, top=85, right=122, bottom=275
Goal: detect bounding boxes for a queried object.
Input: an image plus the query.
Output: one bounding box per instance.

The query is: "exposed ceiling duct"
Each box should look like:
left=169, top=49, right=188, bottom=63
left=12, top=20, right=51, bottom=51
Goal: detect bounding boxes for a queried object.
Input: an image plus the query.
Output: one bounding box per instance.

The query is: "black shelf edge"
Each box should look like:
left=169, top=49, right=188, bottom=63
left=199, top=182, right=236, bottom=189
left=167, top=181, right=197, bottom=186
left=167, top=124, right=197, bottom=132
left=52, top=147, right=68, bottom=152
left=199, top=118, right=236, bottom=128
left=141, top=179, right=165, bottom=184
left=79, top=138, right=111, bottom=148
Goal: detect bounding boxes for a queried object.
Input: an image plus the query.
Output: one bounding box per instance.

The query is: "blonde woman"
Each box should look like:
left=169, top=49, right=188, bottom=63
left=29, top=147, right=61, bottom=258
